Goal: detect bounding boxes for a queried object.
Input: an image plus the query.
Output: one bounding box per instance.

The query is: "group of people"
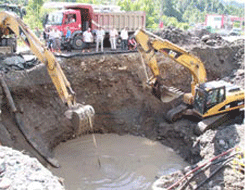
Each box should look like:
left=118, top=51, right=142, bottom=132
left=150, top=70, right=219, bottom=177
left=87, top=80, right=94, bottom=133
left=39, top=26, right=72, bottom=52
left=41, top=27, right=63, bottom=53
left=36, top=26, right=136, bottom=53
left=82, top=26, right=137, bottom=53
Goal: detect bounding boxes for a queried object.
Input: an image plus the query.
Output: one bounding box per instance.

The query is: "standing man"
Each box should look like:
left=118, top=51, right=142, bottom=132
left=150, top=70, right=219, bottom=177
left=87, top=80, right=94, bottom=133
left=120, top=27, right=128, bottom=50
left=109, top=27, right=118, bottom=50
left=65, top=26, right=72, bottom=52
left=34, top=27, right=41, bottom=39
left=54, top=28, right=62, bottom=53
left=96, top=26, right=105, bottom=52
left=82, top=28, right=93, bottom=53
left=43, top=27, right=49, bottom=47
left=48, top=28, right=55, bottom=52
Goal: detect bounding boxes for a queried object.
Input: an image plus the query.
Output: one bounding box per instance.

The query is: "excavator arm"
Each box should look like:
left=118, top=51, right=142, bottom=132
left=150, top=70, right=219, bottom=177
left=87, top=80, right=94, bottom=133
left=0, top=11, right=94, bottom=133
left=134, top=29, right=207, bottom=104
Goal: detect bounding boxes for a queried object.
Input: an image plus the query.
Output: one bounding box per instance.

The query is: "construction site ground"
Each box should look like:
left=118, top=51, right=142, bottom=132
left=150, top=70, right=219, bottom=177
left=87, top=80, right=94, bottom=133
left=0, top=29, right=245, bottom=189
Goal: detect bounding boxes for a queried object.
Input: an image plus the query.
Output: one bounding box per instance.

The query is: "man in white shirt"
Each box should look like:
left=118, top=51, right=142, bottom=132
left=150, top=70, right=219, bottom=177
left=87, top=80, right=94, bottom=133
left=48, top=28, right=55, bottom=52
left=120, top=27, right=128, bottom=50
left=109, top=27, right=118, bottom=50
left=54, top=28, right=62, bottom=53
left=96, top=26, right=105, bottom=52
left=82, top=28, right=93, bottom=52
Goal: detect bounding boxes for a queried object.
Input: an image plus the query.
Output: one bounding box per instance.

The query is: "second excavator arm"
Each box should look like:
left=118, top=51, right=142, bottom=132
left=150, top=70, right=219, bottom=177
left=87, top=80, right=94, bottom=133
left=134, top=29, right=207, bottom=104
left=0, top=11, right=94, bottom=134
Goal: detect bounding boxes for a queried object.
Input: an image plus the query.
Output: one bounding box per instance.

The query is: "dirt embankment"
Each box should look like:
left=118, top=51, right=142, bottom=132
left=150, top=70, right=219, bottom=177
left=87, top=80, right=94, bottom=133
left=0, top=38, right=245, bottom=189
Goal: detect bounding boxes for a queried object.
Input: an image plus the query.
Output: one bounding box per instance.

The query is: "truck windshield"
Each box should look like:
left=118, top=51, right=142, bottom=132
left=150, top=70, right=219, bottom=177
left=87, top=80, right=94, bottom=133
left=47, top=12, right=63, bottom=25
left=193, top=89, right=206, bottom=115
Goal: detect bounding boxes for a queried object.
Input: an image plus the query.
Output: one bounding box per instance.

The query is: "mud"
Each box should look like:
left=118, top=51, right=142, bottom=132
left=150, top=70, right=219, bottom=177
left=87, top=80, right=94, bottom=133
left=0, top=37, right=245, bottom=189
left=50, top=134, right=188, bottom=190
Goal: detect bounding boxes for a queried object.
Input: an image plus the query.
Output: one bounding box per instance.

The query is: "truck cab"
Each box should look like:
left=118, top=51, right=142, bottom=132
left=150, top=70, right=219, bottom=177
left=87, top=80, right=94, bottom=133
left=45, top=9, right=87, bottom=50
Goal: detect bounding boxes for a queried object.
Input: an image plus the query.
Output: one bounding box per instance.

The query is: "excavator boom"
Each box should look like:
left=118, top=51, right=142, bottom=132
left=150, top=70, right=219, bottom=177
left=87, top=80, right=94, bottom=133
left=135, top=29, right=207, bottom=104
left=0, top=11, right=95, bottom=166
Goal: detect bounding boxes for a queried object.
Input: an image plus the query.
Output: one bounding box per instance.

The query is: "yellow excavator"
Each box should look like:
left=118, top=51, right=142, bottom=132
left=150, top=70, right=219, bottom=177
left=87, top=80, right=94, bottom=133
left=134, top=29, right=244, bottom=131
left=0, top=10, right=94, bottom=166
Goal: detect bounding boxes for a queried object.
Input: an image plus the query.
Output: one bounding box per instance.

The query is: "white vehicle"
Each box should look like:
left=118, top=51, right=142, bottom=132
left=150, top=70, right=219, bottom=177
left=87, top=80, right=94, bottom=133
left=229, top=28, right=242, bottom=36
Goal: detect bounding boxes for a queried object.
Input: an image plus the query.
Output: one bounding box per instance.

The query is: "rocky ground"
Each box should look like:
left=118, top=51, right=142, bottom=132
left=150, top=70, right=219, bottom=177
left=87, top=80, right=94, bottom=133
left=0, top=146, right=64, bottom=189
left=0, top=27, right=245, bottom=189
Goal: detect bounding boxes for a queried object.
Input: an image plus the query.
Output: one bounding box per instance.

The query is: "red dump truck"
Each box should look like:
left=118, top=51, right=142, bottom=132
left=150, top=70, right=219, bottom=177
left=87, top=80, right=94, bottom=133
left=44, top=3, right=146, bottom=50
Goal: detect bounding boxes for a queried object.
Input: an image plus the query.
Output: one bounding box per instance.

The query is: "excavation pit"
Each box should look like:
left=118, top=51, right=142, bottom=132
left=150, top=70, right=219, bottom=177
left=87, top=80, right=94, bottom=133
left=0, top=41, right=245, bottom=189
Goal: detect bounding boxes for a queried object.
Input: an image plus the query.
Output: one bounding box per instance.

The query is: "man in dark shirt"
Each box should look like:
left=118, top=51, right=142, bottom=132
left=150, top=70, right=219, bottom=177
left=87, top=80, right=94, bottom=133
left=65, top=26, right=72, bottom=52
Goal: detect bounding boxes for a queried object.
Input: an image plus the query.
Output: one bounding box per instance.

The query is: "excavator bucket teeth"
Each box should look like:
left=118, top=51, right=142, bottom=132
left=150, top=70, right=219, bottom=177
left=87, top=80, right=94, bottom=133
left=159, top=86, right=184, bottom=103
left=65, top=104, right=95, bottom=135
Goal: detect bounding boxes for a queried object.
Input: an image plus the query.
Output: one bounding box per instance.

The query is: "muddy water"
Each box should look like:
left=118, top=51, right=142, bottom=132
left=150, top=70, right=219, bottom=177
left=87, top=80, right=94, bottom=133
left=50, top=134, right=188, bottom=190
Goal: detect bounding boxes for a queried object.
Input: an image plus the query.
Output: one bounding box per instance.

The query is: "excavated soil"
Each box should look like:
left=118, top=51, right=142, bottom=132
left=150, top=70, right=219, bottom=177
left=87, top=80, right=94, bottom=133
left=0, top=38, right=245, bottom=189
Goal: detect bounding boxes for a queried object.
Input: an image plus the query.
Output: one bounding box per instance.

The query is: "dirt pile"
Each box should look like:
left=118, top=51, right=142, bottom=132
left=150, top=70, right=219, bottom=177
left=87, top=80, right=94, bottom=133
left=0, top=54, right=37, bottom=73
left=154, top=26, right=242, bottom=47
left=154, top=26, right=197, bottom=45
left=230, top=39, right=245, bottom=88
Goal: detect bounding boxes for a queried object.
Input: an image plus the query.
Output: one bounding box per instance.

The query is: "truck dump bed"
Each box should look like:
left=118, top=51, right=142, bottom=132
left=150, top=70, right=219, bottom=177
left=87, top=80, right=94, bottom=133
left=64, top=3, right=146, bottom=32
left=92, top=11, right=146, bottom=32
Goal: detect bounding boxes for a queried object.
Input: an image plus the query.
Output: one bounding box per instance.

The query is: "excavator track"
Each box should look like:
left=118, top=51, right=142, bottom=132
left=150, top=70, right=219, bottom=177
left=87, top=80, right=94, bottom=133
left=194, top=110, right=244, bottom=135
left=194, top=113, right=230, bottom=135
left=165, top=104, right=188, bottom=122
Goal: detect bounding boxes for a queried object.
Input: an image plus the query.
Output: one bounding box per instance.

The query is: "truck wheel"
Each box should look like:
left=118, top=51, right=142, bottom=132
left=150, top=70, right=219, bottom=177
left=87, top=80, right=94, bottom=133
left=4, top=38, right=16, bottom=53
left=12, top=39, right=17, bottom=52
left=116, top=37, right=122, bottom=45
left=72, top=36, right=85, bottom=50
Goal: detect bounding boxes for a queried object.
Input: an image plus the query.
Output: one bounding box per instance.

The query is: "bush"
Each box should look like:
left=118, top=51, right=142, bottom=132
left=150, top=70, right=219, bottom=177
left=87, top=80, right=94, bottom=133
left=177, top=23, right=190, bottom=30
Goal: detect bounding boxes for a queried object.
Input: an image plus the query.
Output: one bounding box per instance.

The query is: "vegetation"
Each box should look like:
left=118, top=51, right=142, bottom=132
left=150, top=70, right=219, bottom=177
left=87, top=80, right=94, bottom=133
left=0, top=0, right=245, bottom=30
left=117, top=0, right=245, bottom=29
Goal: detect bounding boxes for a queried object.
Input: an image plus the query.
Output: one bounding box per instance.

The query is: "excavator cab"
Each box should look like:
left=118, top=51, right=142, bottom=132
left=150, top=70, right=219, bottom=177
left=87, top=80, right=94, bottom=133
left=193, top=86, right=225, bottom=116
left=193, top=80, right=244, bottom=118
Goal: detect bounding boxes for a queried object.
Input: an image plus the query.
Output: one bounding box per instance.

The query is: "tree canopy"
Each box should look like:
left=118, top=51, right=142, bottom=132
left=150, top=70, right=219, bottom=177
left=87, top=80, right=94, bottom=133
left=0, top=0, right=244, bottom=30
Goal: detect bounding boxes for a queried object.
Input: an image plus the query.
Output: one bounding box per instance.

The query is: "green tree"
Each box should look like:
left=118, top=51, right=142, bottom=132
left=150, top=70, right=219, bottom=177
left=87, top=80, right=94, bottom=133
left=0, top=0, right=28, bottom=5
left=23, top=0, right=44, bottom=29
left=5, top=0, right=244, bottom=31
left=162, top=0, right=182, bottom=21
left=117, top=0, right=160, bottom=28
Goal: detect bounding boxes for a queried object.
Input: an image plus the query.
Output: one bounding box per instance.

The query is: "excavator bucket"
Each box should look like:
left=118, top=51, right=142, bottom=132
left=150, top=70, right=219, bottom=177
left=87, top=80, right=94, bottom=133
left=159, top=85, right=184, bottom=103
left=152, top=82, right=184, bottom=103
left=65, top=104, right=95, bottom=135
